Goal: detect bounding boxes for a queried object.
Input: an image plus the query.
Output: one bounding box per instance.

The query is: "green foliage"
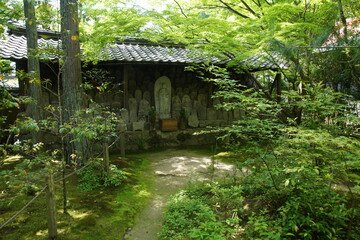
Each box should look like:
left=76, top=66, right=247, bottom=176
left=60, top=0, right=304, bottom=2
left=0, top=86, right=19, bottom=113
left=166, top=61, right=360, bottom=239
left=160, top=182, right=244, bottom=239
left=278, top=187, right=350, bottom=239
left=162, top=174, right=359, bottom=239
left=35, top=0, right=59, bottom=30
left=80, top=1, right=150, bottom=61
left=82, top=68, right=118, bottom=94
left=0, top=59, right=13, bottom=74
left=78, top=159, right=127, bottom=191
left=159, top=191, right=230, bottom=240
left=104, top=164, right=128, bottom=187
left=2, top=149, right=62, bottom=196
left=77, top=162, right=103, bottom=191
left=0, top=0, right=22, bottom=34
left=66, top=103, right=120, bottom=143
left=188, top=221, right=228, bottom=240
left=243, top=213, right=282, bottom=240
left=0, top=153, right=153, bottom=240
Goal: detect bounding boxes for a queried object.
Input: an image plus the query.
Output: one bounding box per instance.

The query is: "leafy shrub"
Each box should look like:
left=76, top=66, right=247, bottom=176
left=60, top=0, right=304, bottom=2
left=278, top=186, right=350, bottom=239
left=104, top=164, right=127, bottom=187
left=159, top=191, right=219, bottom=240
left=243, top=212, right=282, bottom=240
left=20, top=183, right=40, bottom=196
left=160, top=183, right=243, bottom=240
left=78, top=160, right=127, bottom=191
left=189, top=221, right=229, bottom=240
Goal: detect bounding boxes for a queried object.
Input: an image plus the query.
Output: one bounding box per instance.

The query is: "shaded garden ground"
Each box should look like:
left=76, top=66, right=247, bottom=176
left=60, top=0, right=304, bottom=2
left=0, top=147, right=237, bottom=239
left=0, top=152, right=152, bottom=239
left=124, top=148, right=237, bottom=240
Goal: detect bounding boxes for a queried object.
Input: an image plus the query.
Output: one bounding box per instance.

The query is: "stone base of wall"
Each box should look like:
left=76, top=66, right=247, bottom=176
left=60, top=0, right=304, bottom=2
left=112, top=128, right=221, bottom=152
left=25, top=128, right=222, bottom=156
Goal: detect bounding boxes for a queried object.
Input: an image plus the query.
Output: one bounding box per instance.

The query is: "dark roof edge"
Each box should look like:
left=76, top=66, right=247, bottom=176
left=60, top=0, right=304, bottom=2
left=8, top=25, right=187, bottom=47
left=115, top=37, right=186, bottom=48
left=8, top=25, right=60, bottom=40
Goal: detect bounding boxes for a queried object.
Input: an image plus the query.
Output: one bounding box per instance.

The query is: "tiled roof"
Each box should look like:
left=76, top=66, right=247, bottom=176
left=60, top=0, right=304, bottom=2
left=0, top=30, right=226, bottom=64
left=0, top=34, right=60, bottom=60
left=0, top=27, right=284, bottom=70
left=102, top=42, right=224, bottom=64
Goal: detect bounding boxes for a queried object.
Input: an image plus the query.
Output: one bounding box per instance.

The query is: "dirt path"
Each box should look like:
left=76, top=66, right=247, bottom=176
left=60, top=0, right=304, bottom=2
left=123, top=148, right=237, bottom=240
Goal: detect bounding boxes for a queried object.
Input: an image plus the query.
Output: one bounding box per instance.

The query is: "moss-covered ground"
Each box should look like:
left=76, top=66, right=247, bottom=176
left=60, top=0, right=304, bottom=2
left=0, top=153, right=154, bottom=240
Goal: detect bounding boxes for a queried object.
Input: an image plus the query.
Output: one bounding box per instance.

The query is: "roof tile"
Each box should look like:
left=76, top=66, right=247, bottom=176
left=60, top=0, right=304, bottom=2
left=0, top=30, right=284, bottom=70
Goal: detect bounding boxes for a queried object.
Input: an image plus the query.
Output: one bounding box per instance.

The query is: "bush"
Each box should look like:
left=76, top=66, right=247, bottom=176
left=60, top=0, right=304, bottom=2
left=159, top=191, right=225, bottom=240
left=278, top=186, right=350, bottom=239
left=160, top=183, right=243, bottom=240
left=78, top=160, right=127, bottom=191
left=243, top=213, right=282, bottom=240
left=160, top=177, right=359, bottom=240
left=104, top=164, right=127, bottom=187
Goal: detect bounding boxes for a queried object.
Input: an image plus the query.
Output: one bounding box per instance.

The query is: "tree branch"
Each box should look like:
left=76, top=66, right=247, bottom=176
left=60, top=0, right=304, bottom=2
left=218, top=0, right=250, bottom=18
left=174, top=0, right=187, bottom=18
left=243, top=69, right=272, bottom=100
left=240, top=0, right=259, bottom=18
left=261, top=149, right=279, bottom=191
left=251, top=0, right=261, bottom=8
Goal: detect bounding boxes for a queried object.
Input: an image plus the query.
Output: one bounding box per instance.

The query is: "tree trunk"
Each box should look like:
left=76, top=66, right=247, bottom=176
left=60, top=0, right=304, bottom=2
left=23, top=0, right=43, bottom=143
left=275, top=73, right=282, bottom=103
left=336, top=0, right=360, bottom=86
left=46, top=173, right=57, bottom=239
left=60, top=0, right=90, bottom=163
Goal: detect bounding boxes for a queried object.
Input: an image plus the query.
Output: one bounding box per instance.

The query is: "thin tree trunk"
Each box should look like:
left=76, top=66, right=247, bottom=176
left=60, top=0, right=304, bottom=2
left=23, top=0, right=43, bottom=143
left=337, top=0, right=360, bottom=86
left=275, top=73, right=281, bottom=103
left=337, top=0, right=347, bottom=41
left=46, top=173, right=57, bottom=239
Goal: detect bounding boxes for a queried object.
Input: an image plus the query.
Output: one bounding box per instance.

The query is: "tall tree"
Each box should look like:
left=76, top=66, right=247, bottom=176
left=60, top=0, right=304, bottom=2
left=23, top=0, right=43, bottom=143
left=60, top=0, right=90, bottom=162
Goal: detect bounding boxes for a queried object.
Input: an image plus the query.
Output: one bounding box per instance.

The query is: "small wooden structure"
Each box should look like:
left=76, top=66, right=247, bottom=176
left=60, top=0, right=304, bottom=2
left=160, top=119, right=178, bottom=131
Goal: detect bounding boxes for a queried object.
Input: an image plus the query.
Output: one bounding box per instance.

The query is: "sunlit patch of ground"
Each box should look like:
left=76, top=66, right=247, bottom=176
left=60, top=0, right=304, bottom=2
left=124, top=148, right=237, bottom=240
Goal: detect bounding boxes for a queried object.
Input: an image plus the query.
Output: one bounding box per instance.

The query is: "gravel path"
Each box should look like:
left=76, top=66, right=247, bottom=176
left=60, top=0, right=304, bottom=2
left=123, top=148, right=237, bottom=240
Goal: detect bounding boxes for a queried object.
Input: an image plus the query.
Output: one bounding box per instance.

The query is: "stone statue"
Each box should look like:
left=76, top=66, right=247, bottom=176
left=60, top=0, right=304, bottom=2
left=154, top=76, right=171, bottom=119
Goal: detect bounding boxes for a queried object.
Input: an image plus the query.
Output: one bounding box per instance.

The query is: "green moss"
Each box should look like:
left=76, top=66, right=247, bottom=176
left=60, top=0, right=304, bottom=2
left=1, top=154, right=154, bottom=240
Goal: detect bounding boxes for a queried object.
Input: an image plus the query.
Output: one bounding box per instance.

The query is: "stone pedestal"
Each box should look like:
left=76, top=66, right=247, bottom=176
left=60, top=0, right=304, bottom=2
left=133, top=121, right=145, bottom=131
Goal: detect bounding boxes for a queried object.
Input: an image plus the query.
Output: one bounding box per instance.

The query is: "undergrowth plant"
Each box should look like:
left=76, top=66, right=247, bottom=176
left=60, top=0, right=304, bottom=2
left=160, top=65, right=360, bottom=239
left=159, top=189, right=234, bottom=240
left=78, top=159, right=127, bottom=191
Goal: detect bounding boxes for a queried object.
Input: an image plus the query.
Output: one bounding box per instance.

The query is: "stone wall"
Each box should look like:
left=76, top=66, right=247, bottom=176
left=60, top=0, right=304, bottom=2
left=113, top=129, right=221, bottom=151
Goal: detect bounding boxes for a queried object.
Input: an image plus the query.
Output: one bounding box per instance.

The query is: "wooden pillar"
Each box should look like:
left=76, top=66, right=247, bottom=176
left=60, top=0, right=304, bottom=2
left=120, top=130, right=125, bottom=158
left=123, top=65, right=129, bottom=109
left=115, top=69, right=122, bottom=106
left=120, top=132, right=125, bottom=158
left=46, top=173, right=57, bottom=239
